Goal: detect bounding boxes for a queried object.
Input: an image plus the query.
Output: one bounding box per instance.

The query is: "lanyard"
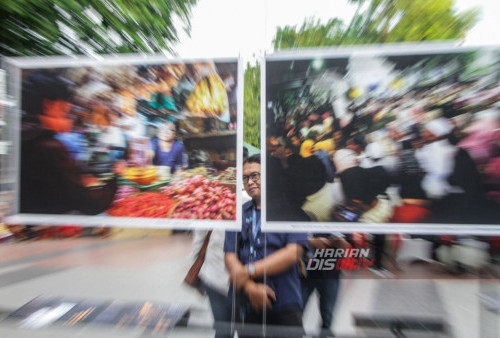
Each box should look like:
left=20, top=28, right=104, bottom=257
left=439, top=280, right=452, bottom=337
left=251, top=207, right=259, bottom=240
left=249, top=206, right=260, bottom=259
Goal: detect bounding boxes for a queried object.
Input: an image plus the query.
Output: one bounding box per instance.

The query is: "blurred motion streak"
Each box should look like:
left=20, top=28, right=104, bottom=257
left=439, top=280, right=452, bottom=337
left=0, top=0, right=199, bottom=57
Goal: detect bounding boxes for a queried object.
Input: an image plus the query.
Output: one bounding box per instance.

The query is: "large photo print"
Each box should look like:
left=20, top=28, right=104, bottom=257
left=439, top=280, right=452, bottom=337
left=265, top=46, right=500, bottom=228
left=19, top=59, right=239, bottom=225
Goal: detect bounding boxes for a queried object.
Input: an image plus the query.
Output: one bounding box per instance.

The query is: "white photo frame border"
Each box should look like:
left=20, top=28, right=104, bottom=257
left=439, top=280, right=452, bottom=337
left=3, top=54, right=243, bottom=231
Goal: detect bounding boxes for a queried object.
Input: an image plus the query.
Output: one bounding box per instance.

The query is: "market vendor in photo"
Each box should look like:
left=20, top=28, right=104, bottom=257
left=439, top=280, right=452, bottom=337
left=149, top=120, right=187, bottom=174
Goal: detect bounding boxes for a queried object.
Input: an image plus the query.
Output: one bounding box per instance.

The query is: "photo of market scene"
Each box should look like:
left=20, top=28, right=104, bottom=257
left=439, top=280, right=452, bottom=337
left=20, top=60, right=238, bottom=221
left=265, top=47, right=500, bottom=225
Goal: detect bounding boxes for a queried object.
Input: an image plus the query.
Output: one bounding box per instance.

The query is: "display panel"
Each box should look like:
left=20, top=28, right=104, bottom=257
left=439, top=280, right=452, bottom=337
left=4, top=56, right=242, bottom=229
left=263, top=44, right=500, bottom=233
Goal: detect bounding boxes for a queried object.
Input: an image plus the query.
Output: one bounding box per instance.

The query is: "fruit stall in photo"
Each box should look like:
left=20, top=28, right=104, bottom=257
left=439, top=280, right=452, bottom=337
left=3, top=55, right=241, bottom=227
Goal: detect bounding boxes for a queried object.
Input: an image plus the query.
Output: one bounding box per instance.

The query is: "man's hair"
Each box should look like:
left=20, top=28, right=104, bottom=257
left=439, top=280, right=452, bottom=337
left=244, top=154, right=260, bottom=165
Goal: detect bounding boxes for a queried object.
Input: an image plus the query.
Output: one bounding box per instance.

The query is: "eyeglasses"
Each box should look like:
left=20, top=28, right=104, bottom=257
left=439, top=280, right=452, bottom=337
left=243, top=172, right=260, bottom=184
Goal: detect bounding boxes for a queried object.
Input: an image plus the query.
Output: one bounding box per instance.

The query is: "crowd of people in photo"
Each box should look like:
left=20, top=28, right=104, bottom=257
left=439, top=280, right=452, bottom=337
left=266, top=83, right=500, bottom=275
left=268, top=88, right=499, bottom=222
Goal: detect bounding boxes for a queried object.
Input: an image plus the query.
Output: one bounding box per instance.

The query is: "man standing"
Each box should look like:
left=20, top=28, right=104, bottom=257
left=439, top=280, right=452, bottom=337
left=302, top=233, right=348, bottom=337
left=224, top=154, right=307, bottom=337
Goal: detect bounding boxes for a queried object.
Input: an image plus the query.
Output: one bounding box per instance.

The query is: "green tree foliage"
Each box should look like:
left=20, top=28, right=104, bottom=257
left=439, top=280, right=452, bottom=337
left=242, top=0, right=480, bottom=147
left=273, top=18, right=345, bottom=49
left=244, top=62, right=260, bottom=148
left=382, top=0, right=479, bottom=42
left=0, top=0, right=198, bottom=56
left=273, top=0, right=480, bottom=50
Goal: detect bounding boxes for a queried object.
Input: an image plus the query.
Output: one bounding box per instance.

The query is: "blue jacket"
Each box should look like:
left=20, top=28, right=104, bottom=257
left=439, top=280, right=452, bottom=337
left=224, top=200, right=308, bottom=312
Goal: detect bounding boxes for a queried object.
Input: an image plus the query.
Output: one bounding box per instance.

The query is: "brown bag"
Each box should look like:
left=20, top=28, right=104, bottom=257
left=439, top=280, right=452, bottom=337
left=183, top=230, right=212, bottom=293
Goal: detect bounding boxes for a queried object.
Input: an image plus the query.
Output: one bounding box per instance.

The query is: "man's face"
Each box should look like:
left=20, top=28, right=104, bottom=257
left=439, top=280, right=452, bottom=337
left=243, top=162, right=261, bottom=201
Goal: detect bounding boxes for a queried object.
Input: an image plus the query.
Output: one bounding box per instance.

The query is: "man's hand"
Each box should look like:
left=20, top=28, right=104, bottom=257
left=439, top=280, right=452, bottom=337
left=308, top=236, right=349, bottom=250
left=244, top=281, right=276, bottom=312
left=308, top=237, right=336, bottom=249
left=229, top=264, right=249, bottom=290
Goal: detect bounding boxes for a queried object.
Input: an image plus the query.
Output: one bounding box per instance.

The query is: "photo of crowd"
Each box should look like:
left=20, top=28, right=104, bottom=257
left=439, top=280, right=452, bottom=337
left=265, top=46, right=500, bottom=226
left=20, top=59, right=238, bottom=222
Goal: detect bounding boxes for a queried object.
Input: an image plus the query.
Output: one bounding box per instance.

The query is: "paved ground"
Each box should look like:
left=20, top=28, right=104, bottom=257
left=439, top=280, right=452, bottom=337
left=0, top=232, right=498, bottom=337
